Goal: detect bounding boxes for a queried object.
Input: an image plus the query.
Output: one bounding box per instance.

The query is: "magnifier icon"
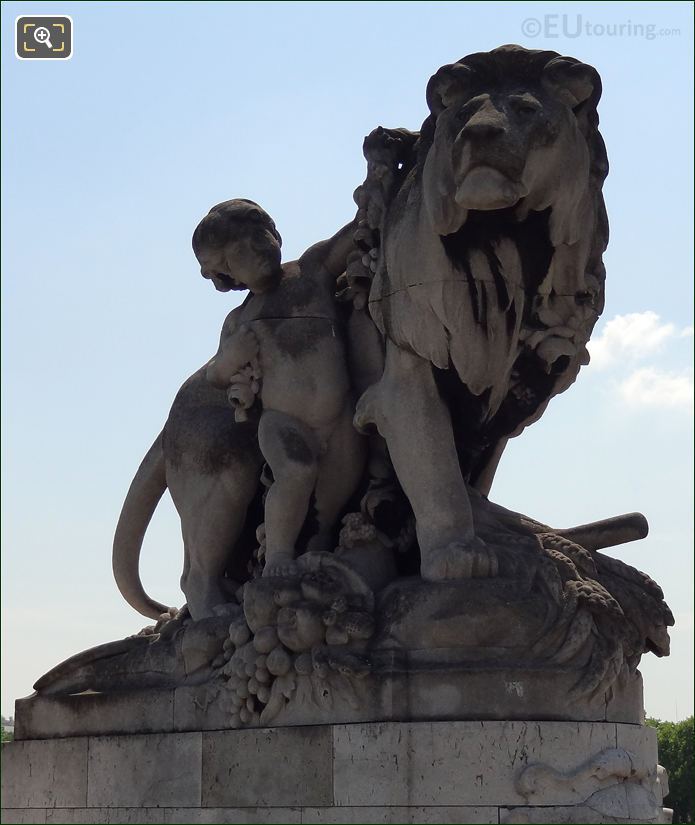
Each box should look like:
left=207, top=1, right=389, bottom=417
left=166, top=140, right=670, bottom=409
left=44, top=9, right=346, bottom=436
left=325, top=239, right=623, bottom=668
left=34, top=26, right=53, bottom=49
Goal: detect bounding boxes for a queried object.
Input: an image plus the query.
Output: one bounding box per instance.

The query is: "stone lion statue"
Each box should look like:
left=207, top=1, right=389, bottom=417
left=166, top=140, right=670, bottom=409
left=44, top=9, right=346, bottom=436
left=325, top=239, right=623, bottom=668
left=32, top=47, right=673, bottom=741
left=353, top=45, right=609, bottom=580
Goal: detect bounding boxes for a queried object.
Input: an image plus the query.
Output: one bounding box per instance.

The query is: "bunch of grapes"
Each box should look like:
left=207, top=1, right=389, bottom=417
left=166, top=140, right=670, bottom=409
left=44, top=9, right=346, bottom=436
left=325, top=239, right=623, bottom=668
left=221, top=620, right=293, bottom=728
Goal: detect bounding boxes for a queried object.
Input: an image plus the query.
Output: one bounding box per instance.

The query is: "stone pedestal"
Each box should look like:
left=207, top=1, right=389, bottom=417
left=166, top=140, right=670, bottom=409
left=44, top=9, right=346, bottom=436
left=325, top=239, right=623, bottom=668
left=1, top=721, right=672, bottom=824
left=11, top=666, right=645, bottom=743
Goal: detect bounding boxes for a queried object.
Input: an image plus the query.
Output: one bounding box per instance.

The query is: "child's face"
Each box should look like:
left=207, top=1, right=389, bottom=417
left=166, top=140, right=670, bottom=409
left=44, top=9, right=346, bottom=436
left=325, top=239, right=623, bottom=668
left=197, top=224, right=281, bottom=294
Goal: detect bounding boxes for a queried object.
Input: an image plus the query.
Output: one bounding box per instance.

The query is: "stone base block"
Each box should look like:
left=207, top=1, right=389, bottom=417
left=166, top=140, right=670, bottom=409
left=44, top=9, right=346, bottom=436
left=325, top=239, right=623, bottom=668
left=14, top=668, right=644, bottom=742
left=1, top=721, right=672, bottom=824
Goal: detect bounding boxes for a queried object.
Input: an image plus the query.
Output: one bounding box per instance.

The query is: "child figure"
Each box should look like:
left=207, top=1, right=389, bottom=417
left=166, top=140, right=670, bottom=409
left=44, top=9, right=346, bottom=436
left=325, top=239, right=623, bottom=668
left=193, top=199, right=366, bottom=577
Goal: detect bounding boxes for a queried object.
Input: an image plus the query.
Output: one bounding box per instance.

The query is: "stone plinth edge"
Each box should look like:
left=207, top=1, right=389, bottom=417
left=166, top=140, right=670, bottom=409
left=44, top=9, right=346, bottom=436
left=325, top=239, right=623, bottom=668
left=1, top=721, right=672, bottom=824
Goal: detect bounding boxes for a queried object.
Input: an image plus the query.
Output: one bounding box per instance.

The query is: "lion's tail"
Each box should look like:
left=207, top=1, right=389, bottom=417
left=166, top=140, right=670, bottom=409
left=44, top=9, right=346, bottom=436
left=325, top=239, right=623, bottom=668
left=112, top=432, right=172, bottom=620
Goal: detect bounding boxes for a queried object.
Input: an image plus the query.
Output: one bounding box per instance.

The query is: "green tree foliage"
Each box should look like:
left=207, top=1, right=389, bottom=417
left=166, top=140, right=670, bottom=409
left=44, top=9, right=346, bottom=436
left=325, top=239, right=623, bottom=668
left=1, top=724, right=13, bottom=743
left=647, top=716, right=694, bottom=824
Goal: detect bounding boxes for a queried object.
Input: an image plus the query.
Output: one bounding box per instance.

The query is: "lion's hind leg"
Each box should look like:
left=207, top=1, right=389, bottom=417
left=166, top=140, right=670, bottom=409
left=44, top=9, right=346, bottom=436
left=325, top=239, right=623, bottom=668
left=169, top=466, right=258, bottom=620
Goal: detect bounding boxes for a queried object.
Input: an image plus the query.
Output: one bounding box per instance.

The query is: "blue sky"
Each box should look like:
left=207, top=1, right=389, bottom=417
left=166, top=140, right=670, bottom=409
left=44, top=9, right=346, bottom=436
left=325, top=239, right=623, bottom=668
left=2, top=1, right=693, bottom=720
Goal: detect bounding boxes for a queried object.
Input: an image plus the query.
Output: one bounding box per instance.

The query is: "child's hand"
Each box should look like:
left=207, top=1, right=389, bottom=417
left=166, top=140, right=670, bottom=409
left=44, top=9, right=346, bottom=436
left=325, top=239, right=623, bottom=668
left=206, top=325, right=259, bottom=388
left=228, top=379, right=257, bottom=422
left=229, top=325, right=260, bottom=366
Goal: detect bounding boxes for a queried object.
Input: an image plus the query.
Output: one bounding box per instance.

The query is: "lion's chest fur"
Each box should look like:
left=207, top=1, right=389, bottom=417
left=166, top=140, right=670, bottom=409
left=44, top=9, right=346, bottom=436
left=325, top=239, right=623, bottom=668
left=370, top=182, right=528, bottom=418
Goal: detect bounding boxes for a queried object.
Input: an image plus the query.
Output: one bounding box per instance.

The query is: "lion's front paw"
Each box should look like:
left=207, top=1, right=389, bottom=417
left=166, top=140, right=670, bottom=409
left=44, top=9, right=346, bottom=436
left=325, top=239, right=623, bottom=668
left=421, top=538, right=499, bottom=581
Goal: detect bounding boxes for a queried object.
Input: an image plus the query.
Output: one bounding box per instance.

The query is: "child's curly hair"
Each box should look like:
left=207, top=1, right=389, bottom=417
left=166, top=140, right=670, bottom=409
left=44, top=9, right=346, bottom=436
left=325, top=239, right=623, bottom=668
left=192, top=199, right=282, bottom=256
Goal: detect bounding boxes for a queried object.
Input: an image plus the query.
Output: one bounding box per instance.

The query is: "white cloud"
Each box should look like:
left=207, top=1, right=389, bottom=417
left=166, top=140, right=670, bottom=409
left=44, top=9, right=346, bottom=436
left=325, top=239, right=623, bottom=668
left=588, top=311, right=679, bottom=370
left=618, top=367, right=693, bottom=411
left=680, top=326, right=694, bottom=339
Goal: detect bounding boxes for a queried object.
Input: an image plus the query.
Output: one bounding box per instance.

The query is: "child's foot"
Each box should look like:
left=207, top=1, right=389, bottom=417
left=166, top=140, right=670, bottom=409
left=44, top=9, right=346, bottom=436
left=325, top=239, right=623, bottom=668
left=263, top=555, right=299, bottom=579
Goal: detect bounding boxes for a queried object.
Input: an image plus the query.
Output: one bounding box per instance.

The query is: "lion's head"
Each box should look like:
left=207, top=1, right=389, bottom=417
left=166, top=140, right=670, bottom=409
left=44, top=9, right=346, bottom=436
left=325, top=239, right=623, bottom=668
left=358, top=46, right=609, bottom=485
left=421, top=45, right=607, bottom=249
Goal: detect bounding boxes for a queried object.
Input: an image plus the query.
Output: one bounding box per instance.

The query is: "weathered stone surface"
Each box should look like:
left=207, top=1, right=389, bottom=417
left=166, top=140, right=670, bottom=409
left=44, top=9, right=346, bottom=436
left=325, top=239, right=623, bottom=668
left=375, top=578, right=548, bottom=651
left=604, top=673, right=646, bottom=724
left=45, top=809, right=167, bottom=824
left=332, top=723, right=406, bottom=807
left=302, top=807, right=498, bottom=823
left=333, top=721, right=617, bottom=806
left=264, top=672, right=400, bottom=729
left=515, top=747, right=637, bottom=804
left=202, top=727, right=333, bottom=807
left=1, top=721, right=671, bottom=824
left=0, top=738, right=87, bottom=808
left=0, top=810, right=48, bottom=824
left=165, top=810, right=302, bottom=824
left=617, top=720, right=658, bottom=774
left=173, top=685, right=230, bottom=732
left=402, top=665, right=643, bottom=724
left=586, top=783, right=663, bottom=822
left=8, top=809, right=305, bottom=825
left=14, top=662, right=646, bottom=740
left=14, top=690, right=174, bottom=740
left=500, top=804, right=662, bottom=823
left=87, top=732, right=202, bottom=808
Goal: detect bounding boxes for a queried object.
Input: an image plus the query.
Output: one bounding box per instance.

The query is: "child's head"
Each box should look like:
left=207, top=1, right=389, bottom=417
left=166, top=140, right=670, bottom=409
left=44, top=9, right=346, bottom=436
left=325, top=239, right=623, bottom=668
left=193, top=199, right=282, bottom=293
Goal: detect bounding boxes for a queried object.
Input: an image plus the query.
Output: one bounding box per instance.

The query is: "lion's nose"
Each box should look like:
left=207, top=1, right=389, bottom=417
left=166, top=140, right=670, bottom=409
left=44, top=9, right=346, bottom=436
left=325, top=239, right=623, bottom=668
left=463, top=119, right=505, bottom=139
left=461, top=102, right=508, bottom=139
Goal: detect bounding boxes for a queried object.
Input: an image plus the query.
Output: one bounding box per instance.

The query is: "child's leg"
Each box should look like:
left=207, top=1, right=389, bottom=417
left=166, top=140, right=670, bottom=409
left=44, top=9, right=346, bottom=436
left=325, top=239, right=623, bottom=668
left=258, top=410, right=320, bottom=576
left=307, top=400, right=367, bottom=553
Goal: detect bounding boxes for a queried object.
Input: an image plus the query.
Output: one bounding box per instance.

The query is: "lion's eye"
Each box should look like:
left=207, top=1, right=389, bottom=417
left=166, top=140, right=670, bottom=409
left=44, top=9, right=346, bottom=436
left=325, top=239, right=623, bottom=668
left=453, top=94, right=488, bottom=122
left=510, top=95, right=541, bottom=116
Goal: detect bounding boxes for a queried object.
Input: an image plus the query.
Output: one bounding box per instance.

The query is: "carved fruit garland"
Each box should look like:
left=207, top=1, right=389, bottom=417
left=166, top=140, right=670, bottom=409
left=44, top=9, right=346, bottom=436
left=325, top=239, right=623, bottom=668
left=215, top=553, right=375, bottom=728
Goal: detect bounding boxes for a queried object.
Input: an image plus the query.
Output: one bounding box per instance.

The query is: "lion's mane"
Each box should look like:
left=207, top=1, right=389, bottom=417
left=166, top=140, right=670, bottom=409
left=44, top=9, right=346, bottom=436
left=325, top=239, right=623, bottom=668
left=356, top=46, right=609, bottom=483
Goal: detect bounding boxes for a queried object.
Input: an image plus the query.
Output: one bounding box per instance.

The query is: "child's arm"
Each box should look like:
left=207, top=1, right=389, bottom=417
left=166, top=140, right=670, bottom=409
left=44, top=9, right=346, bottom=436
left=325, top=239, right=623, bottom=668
left=206, top=309, right=258, bottom=388
left=299, top=218, right=358, bottom=279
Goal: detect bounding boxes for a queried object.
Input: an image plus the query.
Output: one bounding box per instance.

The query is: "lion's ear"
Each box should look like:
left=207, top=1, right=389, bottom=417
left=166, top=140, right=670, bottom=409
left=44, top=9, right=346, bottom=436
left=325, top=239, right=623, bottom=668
left=426, top=63, right=475, bottom=115
left=542, top=58, right=600, bottom=109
